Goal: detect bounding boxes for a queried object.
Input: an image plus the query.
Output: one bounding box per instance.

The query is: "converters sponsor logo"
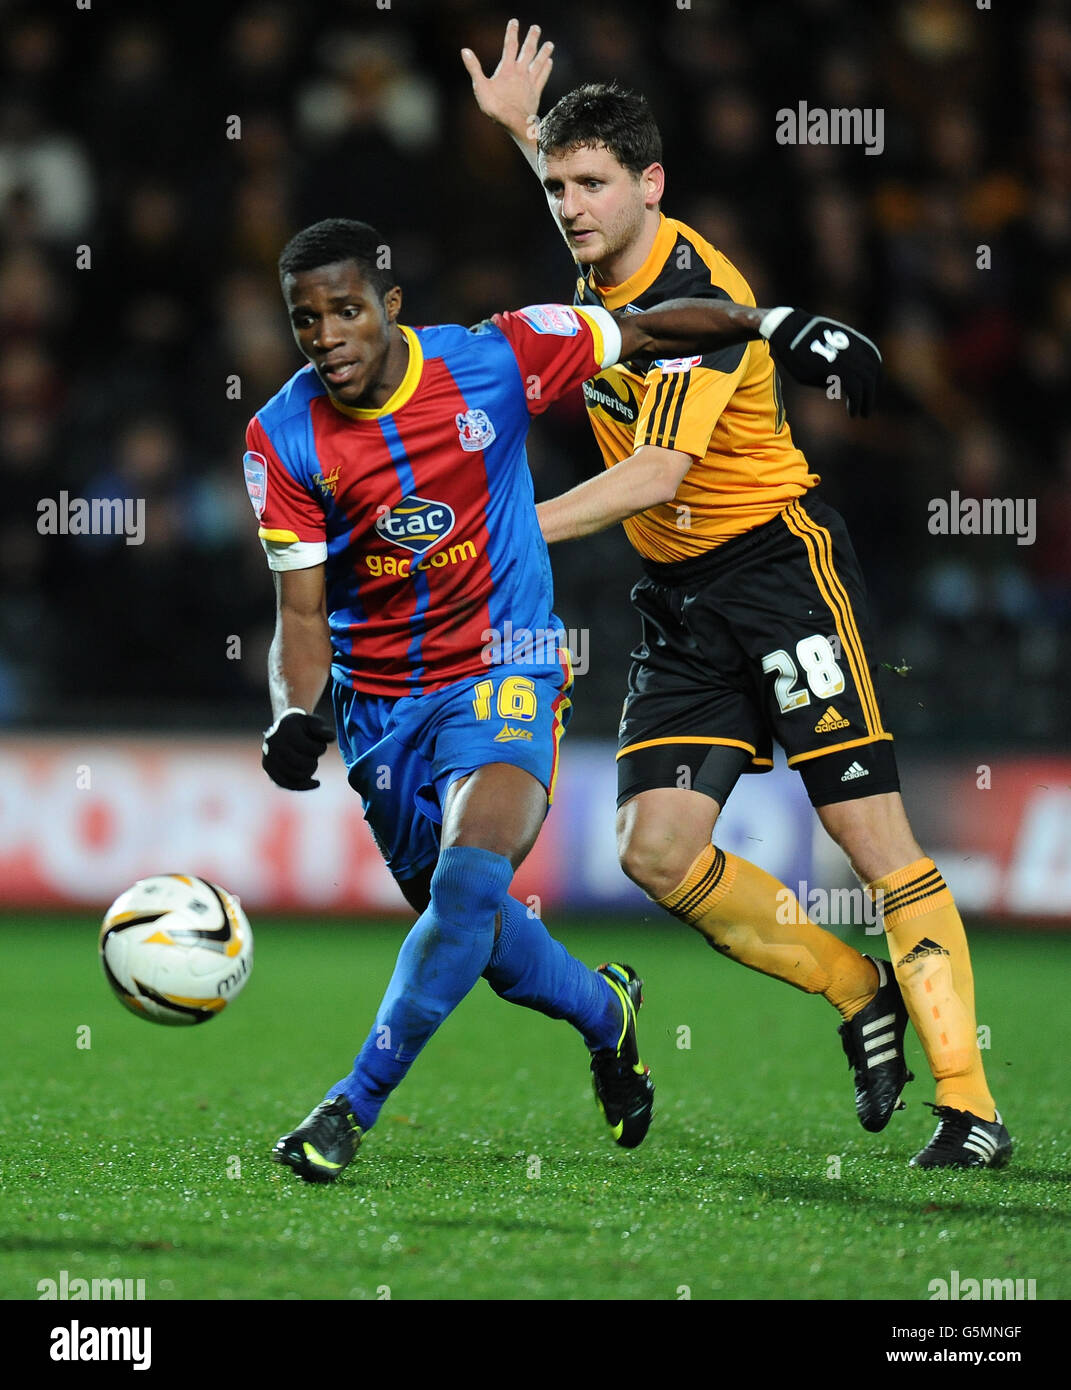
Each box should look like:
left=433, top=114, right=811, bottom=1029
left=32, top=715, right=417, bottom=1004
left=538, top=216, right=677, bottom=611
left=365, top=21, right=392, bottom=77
left=583, top=373, right=639, bottom=424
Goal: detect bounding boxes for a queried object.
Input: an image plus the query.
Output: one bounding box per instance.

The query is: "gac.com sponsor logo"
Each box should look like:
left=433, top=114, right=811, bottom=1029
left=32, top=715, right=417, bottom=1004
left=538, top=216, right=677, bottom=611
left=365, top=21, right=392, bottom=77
left=365, top=539, right=477, bottom=578
left=375, top=494, right=455, bottom=554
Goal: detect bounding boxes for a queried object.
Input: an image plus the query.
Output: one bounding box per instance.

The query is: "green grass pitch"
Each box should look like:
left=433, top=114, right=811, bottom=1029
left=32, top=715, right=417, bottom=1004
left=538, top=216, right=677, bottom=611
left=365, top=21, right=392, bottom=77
left=2, top=914, right=1069, bottom=1302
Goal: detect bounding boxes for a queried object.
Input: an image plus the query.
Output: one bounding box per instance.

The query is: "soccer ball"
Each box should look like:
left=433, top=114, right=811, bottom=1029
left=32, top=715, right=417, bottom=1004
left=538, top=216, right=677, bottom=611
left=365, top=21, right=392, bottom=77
left=99, top=874, right=254, bottom=1026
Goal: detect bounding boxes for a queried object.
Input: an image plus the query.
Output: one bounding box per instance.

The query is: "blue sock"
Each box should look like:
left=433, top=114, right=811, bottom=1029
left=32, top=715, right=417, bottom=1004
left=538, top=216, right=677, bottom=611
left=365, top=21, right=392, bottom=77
left=482, top=895, right=623, bottom=1052
left=329, top=846, right=513, bottom=1131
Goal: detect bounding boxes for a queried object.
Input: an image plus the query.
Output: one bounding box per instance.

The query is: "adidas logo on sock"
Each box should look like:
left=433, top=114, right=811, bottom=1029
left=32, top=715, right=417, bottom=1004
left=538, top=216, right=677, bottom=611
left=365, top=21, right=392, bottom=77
left=815, top=705, right=851, bottom=733
left=897, top=937, right=950, bottom=966
left=840, top=760, right=869, bottom=781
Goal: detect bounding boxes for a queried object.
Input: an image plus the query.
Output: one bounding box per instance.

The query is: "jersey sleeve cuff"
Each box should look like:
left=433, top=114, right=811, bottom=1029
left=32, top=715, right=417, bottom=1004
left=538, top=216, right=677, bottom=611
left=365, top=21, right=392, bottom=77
left=758, top=306, right=794, bottom=339
left=576, top=304, right=623, bottom=369
left=260, top=537, right=328, bottom=572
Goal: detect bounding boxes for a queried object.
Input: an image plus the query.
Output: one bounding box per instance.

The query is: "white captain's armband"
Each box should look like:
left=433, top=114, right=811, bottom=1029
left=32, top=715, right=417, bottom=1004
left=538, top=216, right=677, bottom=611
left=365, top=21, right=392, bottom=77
left=574, top=304, right=622, bottom=370
left=258, top=529, right=328, bottom=571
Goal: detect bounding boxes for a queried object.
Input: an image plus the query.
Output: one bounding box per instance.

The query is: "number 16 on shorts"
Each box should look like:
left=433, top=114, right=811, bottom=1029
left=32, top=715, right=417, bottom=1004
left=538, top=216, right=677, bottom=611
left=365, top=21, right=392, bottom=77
left=463, top=668, right=572, bottom=801
left=472, top=674, right=540, bottom=723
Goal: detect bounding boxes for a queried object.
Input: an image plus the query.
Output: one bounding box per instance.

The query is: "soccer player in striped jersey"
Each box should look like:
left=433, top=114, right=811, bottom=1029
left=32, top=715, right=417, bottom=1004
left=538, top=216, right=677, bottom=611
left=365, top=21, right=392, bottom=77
left=463, top=20, right=1010, bottom=1169
left=249, top=217, right=865, bottom=1181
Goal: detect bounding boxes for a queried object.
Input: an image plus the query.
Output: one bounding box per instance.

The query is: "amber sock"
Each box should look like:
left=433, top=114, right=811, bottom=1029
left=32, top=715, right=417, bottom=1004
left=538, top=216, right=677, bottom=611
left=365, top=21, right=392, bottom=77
left=657, top=845, right=878, bottom=1019
left=869, top=856, right=996, bottom=1121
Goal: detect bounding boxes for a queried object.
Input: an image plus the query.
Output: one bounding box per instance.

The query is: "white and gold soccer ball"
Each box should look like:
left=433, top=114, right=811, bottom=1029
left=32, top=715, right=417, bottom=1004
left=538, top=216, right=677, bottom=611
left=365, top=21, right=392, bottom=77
left=99, top=874, right=254, bottom=1026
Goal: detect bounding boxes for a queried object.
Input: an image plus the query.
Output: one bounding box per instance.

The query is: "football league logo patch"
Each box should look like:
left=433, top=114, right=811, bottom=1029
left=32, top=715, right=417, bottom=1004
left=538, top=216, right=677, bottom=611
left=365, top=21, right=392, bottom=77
left=653, top=355, right=703, bottom=373
left=243, top=451, right=267, bottom=519
left=456, top=408, right=496, bottom=453
left=516, top=304, right=580, bottom=337
left=375, top=494, right=456, bottom=555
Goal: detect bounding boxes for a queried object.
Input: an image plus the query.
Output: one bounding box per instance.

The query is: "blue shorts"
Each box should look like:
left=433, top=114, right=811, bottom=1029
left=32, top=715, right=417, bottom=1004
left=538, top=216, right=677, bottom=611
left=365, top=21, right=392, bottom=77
left=332, top=663, right=573, bottom=881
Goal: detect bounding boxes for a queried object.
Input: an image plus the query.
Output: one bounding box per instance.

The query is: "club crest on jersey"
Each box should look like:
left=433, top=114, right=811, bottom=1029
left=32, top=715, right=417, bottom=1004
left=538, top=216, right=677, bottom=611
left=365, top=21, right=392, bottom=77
left=375, top=494, right=456, bottom=555
left=516, top=304, right=580, bottom=337
left=456, top=408, right=497, bottom=453
left=653, top=355, right=703, bottom=373
left=243, top=451, right=267, bottom=519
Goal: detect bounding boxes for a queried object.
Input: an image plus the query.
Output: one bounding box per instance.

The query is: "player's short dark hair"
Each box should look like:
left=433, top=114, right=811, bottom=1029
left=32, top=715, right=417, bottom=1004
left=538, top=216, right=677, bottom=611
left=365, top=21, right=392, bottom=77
left=537, top=82, right=662, bottom=176
left=278, top=218, right=397, bottom=297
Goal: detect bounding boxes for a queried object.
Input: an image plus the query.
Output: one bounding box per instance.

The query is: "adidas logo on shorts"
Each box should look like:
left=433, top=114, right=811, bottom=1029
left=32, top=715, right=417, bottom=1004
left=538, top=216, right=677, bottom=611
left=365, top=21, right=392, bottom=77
left=814, top=705, right=851, bottom=733
left=840, top=760, right=869, bottom=781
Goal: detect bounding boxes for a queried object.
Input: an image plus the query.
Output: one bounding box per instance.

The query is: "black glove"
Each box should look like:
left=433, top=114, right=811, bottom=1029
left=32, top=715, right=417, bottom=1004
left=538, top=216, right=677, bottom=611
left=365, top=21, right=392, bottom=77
left=760, top=307, right=882, bottom=418
left=261, top=708, right=336, bottom=789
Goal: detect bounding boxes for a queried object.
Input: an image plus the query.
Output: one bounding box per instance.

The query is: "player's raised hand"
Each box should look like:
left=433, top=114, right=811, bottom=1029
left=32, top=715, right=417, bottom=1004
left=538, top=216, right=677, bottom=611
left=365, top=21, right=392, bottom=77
left=461, top=17, right=554, bottom=144
left=262, top=708, right=336, bottom=790
left=760, top=307, right=882, bottom=418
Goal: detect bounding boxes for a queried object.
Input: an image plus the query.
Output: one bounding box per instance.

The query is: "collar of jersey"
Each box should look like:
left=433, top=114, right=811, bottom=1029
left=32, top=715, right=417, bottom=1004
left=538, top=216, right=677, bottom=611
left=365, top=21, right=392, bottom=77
left=585, top=214, right=678, bottom=312
left=327, top=325, right=423, bottom=419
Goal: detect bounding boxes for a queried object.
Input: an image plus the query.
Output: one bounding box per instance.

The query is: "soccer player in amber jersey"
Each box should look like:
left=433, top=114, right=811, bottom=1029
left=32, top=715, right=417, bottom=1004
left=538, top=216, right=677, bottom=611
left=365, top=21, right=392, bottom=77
left=247, top=217, right=867, bottom=1181
left=463, top=20, right=1010, bottom=1168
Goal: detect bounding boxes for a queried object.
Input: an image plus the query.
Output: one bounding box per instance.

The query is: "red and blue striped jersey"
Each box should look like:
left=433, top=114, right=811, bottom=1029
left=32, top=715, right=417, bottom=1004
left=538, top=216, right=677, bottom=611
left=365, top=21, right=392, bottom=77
left=244, top=304, right=620, bottom=698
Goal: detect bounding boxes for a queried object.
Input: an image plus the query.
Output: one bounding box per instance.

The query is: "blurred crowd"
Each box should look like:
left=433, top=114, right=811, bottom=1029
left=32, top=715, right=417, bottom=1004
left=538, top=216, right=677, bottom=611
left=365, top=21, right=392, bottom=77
left=1, top=0, right=1068, bottom=743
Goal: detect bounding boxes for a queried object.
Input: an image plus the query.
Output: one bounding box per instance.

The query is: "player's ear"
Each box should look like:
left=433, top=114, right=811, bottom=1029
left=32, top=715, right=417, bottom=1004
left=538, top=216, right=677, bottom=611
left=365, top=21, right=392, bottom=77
left=383, top=285, right=403, bottom=323
left=642, top=162, right=665, bottom=211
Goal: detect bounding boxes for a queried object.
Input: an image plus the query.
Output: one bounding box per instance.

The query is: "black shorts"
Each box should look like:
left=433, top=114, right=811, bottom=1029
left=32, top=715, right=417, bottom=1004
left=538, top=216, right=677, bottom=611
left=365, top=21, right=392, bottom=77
left=616, top=494, right=900, bottom=809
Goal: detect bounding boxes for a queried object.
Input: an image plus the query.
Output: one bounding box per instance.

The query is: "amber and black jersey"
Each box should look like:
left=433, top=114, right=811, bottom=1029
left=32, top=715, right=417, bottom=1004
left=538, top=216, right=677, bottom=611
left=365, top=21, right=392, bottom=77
left=574, top=214, right=819, bottom=562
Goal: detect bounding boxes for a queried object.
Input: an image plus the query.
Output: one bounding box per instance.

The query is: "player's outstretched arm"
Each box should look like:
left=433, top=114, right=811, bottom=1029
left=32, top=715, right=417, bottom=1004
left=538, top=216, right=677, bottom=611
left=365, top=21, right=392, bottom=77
left=537, top=445, right=694, bottom=544
left=461, top=19, right=554, bottom=178
left=263, top=565, right=335, bottom=790
left=618, top=299, right=882, bottom=419
left=536, top=297, right=883, bottom=545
